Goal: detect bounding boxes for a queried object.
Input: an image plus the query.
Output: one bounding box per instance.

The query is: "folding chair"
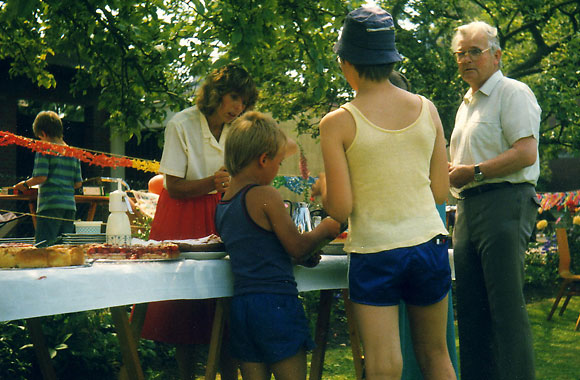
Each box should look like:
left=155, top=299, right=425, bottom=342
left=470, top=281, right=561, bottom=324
left=547, top=228, right=580, bottom=330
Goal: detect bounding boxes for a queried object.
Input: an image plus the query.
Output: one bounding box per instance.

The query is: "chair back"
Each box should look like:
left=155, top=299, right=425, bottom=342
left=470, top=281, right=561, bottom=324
left=556, top=228, right=572, bottom=276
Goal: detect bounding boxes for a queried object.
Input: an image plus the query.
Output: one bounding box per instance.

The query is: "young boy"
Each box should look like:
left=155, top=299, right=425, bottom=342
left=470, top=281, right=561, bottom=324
left=313, top=6, right=456, bottom=380
left=214, top=111, right=340, bottom=380
left=14, top=111, right=83, bottom=247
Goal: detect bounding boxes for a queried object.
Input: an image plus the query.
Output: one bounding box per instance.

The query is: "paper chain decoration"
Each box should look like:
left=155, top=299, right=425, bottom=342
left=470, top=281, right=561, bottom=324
left=537, top=190, right=580, bottom=212
left=0, top=131, right=160, bottom=173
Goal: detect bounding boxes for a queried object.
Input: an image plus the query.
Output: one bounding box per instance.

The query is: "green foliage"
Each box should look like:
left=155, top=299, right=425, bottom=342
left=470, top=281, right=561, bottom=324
left=525, top=239, right=560, bottom=289
left=0, top=310, right=177, bottom=379
left=0, top=0, right=580, bottom=180
left=0, top=0, right=578, bottom=175
left=0, top=321, right=33, bottom=380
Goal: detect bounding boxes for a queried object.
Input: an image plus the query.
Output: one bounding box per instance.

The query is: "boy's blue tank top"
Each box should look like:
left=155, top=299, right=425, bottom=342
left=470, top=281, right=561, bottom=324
left=215, top=184, right=297, bottom=296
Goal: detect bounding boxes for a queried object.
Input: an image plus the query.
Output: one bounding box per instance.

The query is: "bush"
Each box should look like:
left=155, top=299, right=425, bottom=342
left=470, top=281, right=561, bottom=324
left=525, top=239, right=559, bottom=289
left=0, top=309, right=176, bottom=379
left=0, top=320, right=34, bottom=380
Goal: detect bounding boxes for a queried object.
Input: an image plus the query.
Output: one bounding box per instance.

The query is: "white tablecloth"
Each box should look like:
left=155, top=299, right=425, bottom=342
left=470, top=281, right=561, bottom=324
left=0, top=255, right=348, bottom=322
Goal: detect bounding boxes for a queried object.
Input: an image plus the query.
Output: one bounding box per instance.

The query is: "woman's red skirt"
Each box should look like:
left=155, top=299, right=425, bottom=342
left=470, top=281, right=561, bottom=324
left=138, top=188, right=221, bottom=345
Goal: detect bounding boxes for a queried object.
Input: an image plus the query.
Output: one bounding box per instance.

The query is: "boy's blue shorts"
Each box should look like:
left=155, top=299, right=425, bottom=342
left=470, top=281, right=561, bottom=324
left=229, top=293, right=315, bottom=364
left=348, top=237, right=451, bottom=306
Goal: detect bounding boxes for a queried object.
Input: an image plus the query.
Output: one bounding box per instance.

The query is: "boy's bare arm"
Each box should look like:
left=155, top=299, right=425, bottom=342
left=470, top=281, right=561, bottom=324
left=13, top=176, right=47, bottom=191
left=319, top=110, right=353, bottom=223
left=246, top=186, right=340, bottom=260
left=427, top=100, right=449, bottom=204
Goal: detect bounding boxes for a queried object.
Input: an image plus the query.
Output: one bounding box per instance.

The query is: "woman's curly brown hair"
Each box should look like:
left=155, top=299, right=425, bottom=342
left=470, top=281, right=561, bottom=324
left=196, top=64, right=258, bottom=117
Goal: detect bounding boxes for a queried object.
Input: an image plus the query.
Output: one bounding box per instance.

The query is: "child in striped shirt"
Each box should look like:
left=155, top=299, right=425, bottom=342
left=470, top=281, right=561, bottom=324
left=14, top=111, right=82, bottom=247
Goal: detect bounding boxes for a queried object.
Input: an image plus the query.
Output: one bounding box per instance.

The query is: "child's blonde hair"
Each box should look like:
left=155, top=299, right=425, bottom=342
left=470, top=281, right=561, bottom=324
left=225, top=111, right=287, bottom=176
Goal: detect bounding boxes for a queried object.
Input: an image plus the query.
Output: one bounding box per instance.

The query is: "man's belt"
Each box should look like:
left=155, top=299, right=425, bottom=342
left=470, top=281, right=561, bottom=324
left=459, top=182, right=518, bottom=199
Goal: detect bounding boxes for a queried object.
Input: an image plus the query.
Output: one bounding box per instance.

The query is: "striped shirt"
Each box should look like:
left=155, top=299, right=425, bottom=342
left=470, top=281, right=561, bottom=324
left=32, top=152, right=82, bottom=212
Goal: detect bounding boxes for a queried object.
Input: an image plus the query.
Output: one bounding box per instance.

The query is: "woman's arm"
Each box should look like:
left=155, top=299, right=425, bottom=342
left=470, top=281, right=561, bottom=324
left=165, top=167, right=230, bottom=199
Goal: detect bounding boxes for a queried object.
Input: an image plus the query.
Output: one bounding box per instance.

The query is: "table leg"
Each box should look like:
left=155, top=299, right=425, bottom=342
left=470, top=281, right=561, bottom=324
left=25, top=318, right=58, bottom=380
left=342, top=289, right=364, bottom=380
left=86, top=202, right=97, bottom=221
left=110, top=306, right=145, bottom=380
left=205, top=298, right=228, bottom=380
left=28, top=201, right=37, bottom=230
left=117, top=303, right=148, bottom=380
left=308, top=289, right=333, bottom=380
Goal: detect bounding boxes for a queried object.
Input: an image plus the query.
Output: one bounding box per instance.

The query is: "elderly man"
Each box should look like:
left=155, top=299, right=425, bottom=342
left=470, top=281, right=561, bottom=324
left=448, top=21, right=541, bottom=380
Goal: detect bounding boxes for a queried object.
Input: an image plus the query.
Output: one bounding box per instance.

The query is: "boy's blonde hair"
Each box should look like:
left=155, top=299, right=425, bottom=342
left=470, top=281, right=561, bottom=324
left=225, top=111, right=287, bottom=176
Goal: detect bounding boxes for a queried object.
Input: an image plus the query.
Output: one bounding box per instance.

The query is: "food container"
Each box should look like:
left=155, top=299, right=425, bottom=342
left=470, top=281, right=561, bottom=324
left=82, top=186, right=104, bottom=196
left=74, top=221, right=103, bottom=234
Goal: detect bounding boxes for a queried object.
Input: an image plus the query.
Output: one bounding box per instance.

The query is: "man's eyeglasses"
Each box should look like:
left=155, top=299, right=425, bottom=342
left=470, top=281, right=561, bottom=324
left=454, top=47, right=491, bottom=62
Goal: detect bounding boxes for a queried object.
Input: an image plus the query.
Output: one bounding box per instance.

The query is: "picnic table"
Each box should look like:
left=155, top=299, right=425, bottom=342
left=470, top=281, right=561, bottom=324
left=0, top=193, right=109, bottom=228
left=0, top=254, right=353, bottom=380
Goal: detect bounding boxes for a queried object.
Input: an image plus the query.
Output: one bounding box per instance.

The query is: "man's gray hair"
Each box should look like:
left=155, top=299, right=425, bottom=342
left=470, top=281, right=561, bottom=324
left=452, top=21, right=501, bottom=54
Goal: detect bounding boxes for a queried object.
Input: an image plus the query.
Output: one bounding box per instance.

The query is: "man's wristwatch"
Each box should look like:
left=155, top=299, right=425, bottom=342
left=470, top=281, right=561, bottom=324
left=474, top=164, right=485, bottom=182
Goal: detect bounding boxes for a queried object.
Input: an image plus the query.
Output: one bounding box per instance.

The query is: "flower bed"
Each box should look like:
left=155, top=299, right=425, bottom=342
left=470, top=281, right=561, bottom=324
left=530, top=191, right=580, bottom=288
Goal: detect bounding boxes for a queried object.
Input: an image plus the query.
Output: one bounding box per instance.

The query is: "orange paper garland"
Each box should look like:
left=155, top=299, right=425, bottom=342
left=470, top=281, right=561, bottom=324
left=0, top=131, right=160, bottom=173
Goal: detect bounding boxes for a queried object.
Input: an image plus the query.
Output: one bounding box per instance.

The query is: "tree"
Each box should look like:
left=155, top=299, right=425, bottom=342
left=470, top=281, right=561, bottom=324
left=0, top=0, right=194, bottom=143
left=387, top=0, right=580, bottom=188
left=1, top=0, right=578, bottom=186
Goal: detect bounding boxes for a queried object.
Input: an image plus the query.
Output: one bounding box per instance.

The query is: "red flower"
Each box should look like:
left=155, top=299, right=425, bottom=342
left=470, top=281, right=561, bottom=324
left=299, top=150, right=310, bottom=180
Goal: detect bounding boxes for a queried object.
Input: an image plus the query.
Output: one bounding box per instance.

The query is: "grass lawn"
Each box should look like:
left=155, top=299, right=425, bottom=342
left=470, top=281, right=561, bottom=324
left=161, top=289, right=580, bottom=380
left=526, top=292, right=580, bottom=380
left=316, top=294, right=579, bottom=380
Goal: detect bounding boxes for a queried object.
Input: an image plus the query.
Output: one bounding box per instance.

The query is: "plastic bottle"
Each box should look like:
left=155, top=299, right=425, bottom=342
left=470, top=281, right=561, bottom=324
left=106, top=179, right=132, bottom=246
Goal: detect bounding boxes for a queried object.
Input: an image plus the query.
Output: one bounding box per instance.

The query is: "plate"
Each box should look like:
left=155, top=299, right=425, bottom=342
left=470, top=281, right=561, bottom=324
left=180, top=251, right=227, bottom=260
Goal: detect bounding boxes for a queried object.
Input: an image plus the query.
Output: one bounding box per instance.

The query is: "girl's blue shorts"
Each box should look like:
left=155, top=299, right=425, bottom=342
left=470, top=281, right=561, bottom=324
left=229, top=293, right=315, bottom=364
left=348, top=237, right=451, bottom=306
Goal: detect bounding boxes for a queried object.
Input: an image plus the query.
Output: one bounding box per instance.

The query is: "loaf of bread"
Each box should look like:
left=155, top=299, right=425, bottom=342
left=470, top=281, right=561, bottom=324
left=0, top=244, right=86, bottom=268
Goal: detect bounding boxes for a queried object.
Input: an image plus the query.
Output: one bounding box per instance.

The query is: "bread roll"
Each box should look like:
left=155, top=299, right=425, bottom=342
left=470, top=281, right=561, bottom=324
left=16, top=249, right=48, bottom=268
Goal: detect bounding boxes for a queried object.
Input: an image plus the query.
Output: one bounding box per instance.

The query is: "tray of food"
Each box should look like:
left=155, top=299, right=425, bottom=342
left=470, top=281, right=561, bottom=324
left=85, top=242, right=180, bottom=261
left=0, top=243, right=86, bottom=269
left=167, top=234, right=225, bottom=253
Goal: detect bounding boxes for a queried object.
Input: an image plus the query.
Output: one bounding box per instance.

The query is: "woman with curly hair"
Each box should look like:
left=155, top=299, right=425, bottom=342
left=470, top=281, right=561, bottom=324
left=142, top=63, right=258, bottom=379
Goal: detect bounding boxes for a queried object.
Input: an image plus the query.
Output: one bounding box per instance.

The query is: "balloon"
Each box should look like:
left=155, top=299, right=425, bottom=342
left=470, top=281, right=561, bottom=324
left=148, top=174, right=164, bottom=195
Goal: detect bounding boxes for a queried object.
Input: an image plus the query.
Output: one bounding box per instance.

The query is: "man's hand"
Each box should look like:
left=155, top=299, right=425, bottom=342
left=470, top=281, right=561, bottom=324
left=449, top=163, right=474, bottom=188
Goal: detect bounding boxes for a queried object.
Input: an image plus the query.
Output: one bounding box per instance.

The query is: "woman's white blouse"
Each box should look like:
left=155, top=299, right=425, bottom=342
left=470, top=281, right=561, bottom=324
left=159, top=106, right=230, bottom=188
